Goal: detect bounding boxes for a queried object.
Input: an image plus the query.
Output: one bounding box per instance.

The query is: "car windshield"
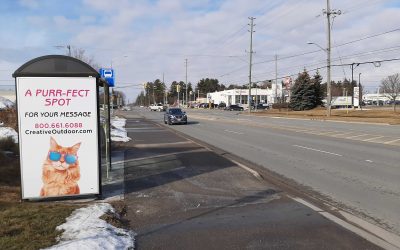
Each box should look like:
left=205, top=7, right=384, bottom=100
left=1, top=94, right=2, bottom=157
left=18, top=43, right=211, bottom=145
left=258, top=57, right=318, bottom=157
left=169, top=109, right=183, bottom=115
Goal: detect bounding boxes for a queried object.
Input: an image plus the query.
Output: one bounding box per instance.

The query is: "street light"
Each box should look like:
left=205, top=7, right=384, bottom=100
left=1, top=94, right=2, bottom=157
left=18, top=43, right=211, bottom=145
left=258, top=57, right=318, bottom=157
left=54, top=45, right=71, bottom=56
left=307, top=41, right=331, bottom=117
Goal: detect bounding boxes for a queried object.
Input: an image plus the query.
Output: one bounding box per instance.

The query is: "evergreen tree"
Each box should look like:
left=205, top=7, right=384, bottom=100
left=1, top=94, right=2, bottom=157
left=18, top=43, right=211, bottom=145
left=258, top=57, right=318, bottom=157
left=290, top=70, right=316, bottom=110
left=312, top=71, right=324, bottom=106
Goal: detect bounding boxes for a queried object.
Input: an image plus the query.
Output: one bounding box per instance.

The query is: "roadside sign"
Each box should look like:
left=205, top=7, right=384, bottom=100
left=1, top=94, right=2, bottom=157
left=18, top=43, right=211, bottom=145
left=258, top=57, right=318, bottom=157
left=13, top=55, right=102, bottom=200
left=99, top=68, right=115, bottom=87
left=16, top=77, right=100, bottom=199
left=353, top=87, right=360, bottom=107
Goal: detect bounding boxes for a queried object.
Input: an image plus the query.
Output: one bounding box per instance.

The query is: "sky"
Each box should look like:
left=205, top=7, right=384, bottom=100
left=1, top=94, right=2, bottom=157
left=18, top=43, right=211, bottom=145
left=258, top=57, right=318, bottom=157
left=1, top=0, right=400, bottom=103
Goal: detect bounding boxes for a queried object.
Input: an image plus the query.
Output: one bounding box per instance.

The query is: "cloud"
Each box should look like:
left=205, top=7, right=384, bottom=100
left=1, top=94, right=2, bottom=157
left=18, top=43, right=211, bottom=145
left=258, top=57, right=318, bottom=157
left=1, top=0, right=400, bottom=100
left=19, top=0, right=39, bottom=9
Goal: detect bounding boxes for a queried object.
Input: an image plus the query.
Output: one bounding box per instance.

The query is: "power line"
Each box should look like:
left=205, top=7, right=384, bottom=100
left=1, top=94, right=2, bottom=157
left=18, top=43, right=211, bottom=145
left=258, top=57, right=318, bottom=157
left=333, top=27, right=400, bottom=48
left=221, top=57, right=400, bottom=87
left=251, top=27, right=400, bottom=66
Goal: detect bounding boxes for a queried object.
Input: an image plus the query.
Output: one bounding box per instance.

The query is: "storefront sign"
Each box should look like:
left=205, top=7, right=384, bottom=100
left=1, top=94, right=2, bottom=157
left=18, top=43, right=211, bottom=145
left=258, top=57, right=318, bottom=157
left=16, top=77, right=99, bottom=199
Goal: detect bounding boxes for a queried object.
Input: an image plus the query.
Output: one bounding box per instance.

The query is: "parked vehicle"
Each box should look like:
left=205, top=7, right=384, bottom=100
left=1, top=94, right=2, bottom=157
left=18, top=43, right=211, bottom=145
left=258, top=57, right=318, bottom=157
left=218, top=103, right=226, bottom=109
left=253, top=103, right=269, bottom=110
left=164, top=108, right=188, bottom=125
left=198, top=103, right=209, bottom=108
left=225, top=104, right=244, bottom=111
left=149, top=103, right=166, bottom=111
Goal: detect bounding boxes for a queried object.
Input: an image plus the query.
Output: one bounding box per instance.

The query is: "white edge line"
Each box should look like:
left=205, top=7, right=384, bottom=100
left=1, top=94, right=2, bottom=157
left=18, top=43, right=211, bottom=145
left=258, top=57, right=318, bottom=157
left=339, top=210, right=400, bottom=248
left=290, top=197, right=400, bottom=250
left=230, top=159, right=262, bottom=180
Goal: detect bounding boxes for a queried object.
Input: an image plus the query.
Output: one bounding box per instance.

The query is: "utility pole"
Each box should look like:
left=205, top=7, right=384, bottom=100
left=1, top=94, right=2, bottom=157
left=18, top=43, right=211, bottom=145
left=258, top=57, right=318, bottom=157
left=359, top=72, right=362, bottom=110
left=248, top=17, right=255, bottom=114
left=275, top=54, right=278, bottom=103
left=323, top=0, right=341, bottom=117
left=67, top=45, right=71, bottom=56
left=185, top=59, right=188, bottom=108
left=163, top=73, right=166, bottom=104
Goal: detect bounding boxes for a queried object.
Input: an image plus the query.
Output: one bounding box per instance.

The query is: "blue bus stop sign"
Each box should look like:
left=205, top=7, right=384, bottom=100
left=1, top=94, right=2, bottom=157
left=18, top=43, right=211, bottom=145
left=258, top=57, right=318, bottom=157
left=99, top=68, right=115, bottom=87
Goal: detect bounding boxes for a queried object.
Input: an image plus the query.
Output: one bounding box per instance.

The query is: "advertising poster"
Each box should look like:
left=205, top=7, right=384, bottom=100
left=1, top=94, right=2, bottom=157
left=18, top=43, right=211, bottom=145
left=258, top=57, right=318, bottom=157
left=16, top=77, right=99, bottom=199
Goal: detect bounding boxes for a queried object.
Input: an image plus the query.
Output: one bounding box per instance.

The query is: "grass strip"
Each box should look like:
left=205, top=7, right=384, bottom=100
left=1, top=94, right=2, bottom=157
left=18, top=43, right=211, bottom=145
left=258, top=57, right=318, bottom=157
left=0, top=202, right=79, bottom=250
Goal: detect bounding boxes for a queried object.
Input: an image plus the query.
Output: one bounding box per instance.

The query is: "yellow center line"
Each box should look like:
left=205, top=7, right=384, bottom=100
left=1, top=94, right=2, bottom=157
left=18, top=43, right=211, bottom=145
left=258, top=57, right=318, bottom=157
left=346, top=134, right=370, bottom=139
left=384, top=138, right=400, bottom=144
left=189, top=115, right=399, bottom=147
left=362, top=136, right=385, bottom=142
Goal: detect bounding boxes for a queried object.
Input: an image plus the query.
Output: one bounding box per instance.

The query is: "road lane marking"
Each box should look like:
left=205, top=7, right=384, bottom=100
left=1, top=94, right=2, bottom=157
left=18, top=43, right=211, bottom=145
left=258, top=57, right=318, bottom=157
left=230, top=159, right=262, bottom=180
left=224, top=129, right=244, bottom=135
left=365, top=160, right=373, bottom=163
left=384, top=138, right=400, bottom=144
left=292, top=145, right=343, bottom=157
left=317, top=130, right=341, bottom=135
left=330, top=132, right=355, bottom=137
left=346, top=134, right=370, bottom=139
left=187, top=114, right=400, bottom=147
left=290, top=197, right=400, bottom=250
left=362, top=136, right=385, bottom=142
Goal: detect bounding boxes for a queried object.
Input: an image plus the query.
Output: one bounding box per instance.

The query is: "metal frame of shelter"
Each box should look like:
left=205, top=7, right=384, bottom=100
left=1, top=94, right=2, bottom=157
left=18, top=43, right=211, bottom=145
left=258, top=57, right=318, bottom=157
left=12, top=55, right=112, bottom=200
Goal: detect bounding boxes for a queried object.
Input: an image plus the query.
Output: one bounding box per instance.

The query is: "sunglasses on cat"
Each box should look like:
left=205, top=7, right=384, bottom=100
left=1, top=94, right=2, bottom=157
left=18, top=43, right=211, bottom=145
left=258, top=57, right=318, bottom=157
left=49, top=151, right=77, bottom=164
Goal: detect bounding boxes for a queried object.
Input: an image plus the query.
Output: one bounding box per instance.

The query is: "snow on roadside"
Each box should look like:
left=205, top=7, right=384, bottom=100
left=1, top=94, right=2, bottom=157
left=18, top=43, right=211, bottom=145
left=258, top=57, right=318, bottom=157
left=0, top=96, right=14, bottom=109
left=0, top=127, right=18, bottom=143
left=44, top=203, right=135, bottom=250
left=111, top=116, right=131, bottom=142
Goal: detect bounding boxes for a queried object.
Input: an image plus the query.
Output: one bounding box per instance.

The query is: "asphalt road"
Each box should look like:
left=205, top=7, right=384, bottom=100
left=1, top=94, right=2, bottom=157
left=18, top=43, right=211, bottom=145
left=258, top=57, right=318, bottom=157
left=136, top=107, right=400, bottom=238
left=118, top=113, right=381, bottom=250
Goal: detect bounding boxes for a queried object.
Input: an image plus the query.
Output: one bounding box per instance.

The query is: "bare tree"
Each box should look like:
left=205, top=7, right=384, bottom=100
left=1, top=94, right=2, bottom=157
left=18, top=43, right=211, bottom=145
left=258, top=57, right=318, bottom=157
left=70, top=48, right=100, bottom=70
left=380, top=73, right=400, bottom=112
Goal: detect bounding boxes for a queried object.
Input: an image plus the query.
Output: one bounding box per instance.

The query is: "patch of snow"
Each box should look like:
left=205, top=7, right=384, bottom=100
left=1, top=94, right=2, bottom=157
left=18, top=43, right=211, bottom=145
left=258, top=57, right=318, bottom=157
left=44, top=203, right=135, bottom=250
left=0, top=127, right=18, bottom=143
left=111, top=116, right=131, bottom=142
left=0, top=96, right=14, bottom=109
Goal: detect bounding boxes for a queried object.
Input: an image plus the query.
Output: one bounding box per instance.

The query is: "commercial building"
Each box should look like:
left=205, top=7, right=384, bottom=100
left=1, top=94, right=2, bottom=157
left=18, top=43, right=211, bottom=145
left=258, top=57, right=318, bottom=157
left=207, top=87, right=281, bottom=109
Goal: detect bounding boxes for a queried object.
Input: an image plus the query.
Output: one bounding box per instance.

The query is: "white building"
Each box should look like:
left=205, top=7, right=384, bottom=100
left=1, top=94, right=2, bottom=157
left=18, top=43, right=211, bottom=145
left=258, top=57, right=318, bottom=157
left=207, top=87, right=280, bottom=109
left=363, top=93, right=392, bottom=102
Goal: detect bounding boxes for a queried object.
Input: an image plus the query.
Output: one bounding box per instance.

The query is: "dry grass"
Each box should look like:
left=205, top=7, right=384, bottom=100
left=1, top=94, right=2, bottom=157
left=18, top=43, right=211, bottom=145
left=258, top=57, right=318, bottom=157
left=100, top=200, right=129, bottom=229
left=0, top=108, right=18, bottom=130
left=0, top=138, right=80, bottom=249
left=255, top=107, right=400, bottom=125
left=0, top=202, right=78, bottom=250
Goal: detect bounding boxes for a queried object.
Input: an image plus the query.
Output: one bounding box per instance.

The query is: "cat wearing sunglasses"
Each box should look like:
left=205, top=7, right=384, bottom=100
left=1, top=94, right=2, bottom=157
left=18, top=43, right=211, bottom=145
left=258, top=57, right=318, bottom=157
left=40, top=136, right=81, bottom=197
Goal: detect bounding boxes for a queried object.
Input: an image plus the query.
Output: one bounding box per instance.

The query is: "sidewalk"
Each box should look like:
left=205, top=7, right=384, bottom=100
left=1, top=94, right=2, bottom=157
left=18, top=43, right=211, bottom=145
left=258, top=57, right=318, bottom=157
left=108, top=114, right=381, bottom=250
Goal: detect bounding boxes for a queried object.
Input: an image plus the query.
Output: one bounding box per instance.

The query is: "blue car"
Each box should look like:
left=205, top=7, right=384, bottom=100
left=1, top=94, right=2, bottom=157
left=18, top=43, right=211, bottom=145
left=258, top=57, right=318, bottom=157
left=164, top=108, right=188, bottom=125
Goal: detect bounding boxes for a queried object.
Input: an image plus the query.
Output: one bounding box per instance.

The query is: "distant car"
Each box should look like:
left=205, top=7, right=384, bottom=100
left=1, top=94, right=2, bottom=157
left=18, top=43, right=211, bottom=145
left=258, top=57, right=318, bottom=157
left=150, top=103, right=166, bottom=111
left=164, top=108, right=188, bottom=125
left=198, top=103, right=208, bottom=108
left=218, top=103, right=226, bottom=109
left=254, top=103, right=269, bottom=110
left=225, top=104, right=244, bottom=111
left=121, top=106, right=131, bottom=111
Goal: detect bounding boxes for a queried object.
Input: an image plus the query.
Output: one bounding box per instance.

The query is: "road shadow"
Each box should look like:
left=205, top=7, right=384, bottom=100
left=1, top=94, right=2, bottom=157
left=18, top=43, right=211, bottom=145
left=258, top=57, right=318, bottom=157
left=123, top=148, right=240, bottom=195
